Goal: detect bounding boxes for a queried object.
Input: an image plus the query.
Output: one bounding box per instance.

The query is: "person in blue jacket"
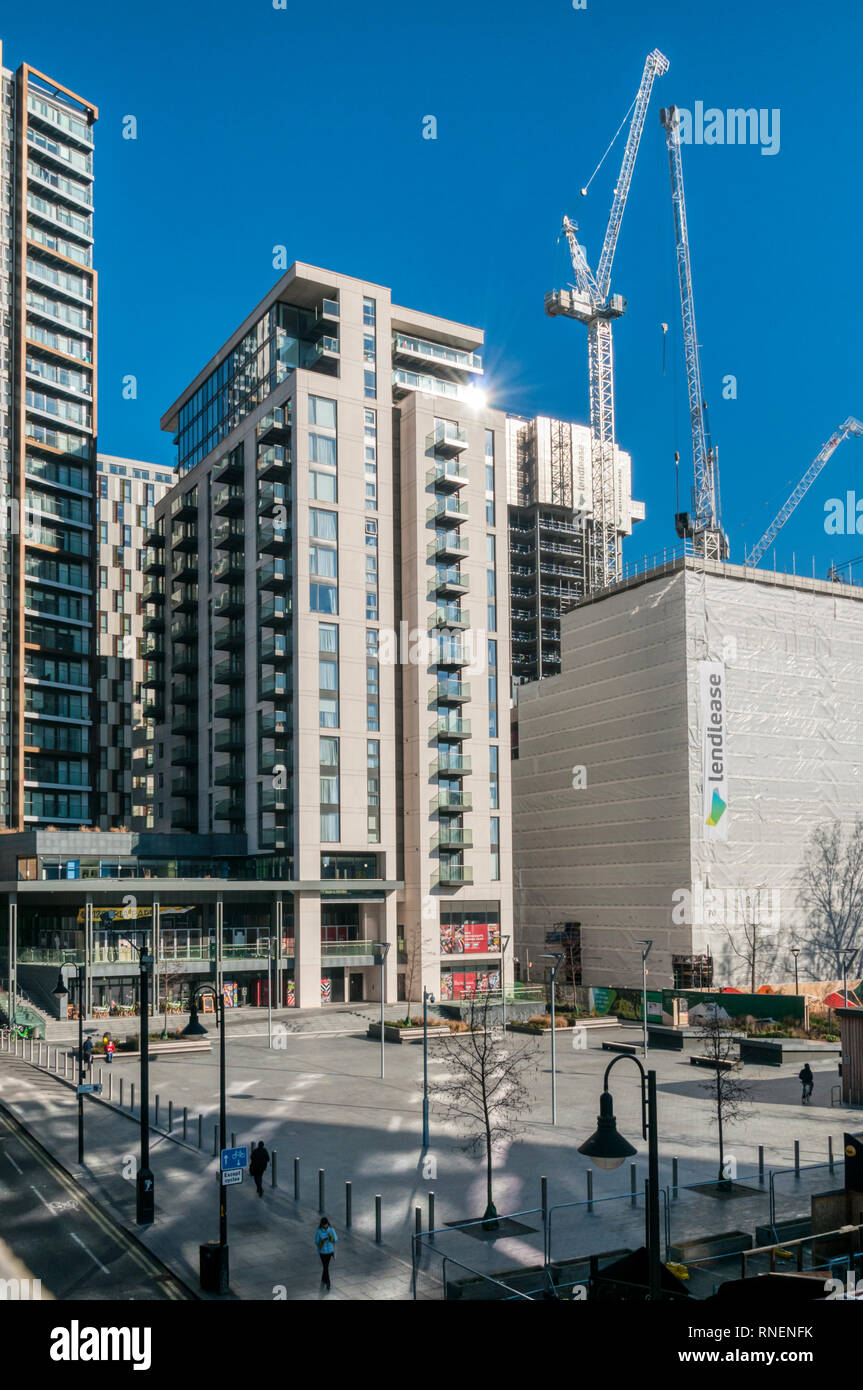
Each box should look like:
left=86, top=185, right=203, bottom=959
left=315, top=1216, right=338, bottom=1290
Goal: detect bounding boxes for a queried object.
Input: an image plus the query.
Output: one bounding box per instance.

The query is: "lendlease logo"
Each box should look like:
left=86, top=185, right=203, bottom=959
left=49, top=1322, right=151, bottom=1372
left=701, top=662, right=728, bottom=839
left=673, top=102, right=780, bottom=155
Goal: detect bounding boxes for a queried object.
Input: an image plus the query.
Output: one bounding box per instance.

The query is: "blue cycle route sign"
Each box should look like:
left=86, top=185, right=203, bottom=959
left=220, top=1146, right=249, bottom=1171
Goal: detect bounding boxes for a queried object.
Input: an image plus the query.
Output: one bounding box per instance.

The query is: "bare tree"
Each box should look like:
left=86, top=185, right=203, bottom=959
left=431, top=991, right=537, bottom=1225
left=696, top=1015, right=751, bottom=1186
left=720, top=889, right=777, bottom=992
left=798, top=817, right=863, bottom=979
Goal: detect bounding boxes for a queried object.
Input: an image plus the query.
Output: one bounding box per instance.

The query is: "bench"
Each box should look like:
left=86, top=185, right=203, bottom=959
left=690, top=1055, right=735, bottom=1070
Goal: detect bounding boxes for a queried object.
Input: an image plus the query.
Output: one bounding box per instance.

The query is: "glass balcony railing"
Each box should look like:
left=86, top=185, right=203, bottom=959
left=425, top=422, right=469, bottom=454
left=428, top=569, right=469, bottom=597
left=429, top=717, right=470, bottom=739
left=432, top=863, right=474, bottom=886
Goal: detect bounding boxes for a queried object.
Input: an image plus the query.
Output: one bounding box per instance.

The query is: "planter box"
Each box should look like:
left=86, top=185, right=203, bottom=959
left=367, top=1022, right=450, bottom=1044
left=668, top=1231, right=752, bottom=1263
left=690, top=1055, right=735, bottom=1070
left=507, top=1023, right=582, bottom=1035
left=100, top=1040, right=211, bottom=1059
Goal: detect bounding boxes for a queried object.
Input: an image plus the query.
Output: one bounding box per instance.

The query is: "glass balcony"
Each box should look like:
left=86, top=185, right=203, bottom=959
left=426, top=422, right=469, bottom=456
left=427, top=534, right=469, bottom=563
left=258, top=518, right=290, bottom=554
left=213, top=448, right=245, bottom=485
left=430, top=790, right=473, bottom=813
left=143, top=579, right=164, bottom=603
left=171, top=647, right=198, bottom=676
left=430, top=827, right=473, bottom=850
left=214, top=589, right=245, bottom=619
left=428, top=569, right=469, bottom=598
left=261, top=634, right=291, bottom=666
left=431, top=605, right=469, bottom=630
left=214, top=798, right=245, bottom=823
left=171, top=710, right=197, bottom=737
left=214, top=656, right=245, bottom=686
left=171, top=491, right=198, bottom=522
left=260, top=596, right=292, bottom=629
left=258, top=482, right=290, bottom=515
left=214, top=484, right=245, bottom=517
left=171, top=774, right=197, bottom=797
left=214, top=552, right=245, bottom=586
left=214, top=760, right=245, bottom=786
left=142, top=637, right=163, bottom=661
left=170, top=740, right=198, bottom=766
left=213, top=518, right=245, bottom=551
left=256, top=407, right=291, bottom=445
left=259, top=825, right=292, bottom=851
left=430, top=754, right=471, bottom=778
left=142, top=610, right=164, bottom=634
left=429, top=717, right=470, bottom=740
left=170, top=616, right=198, bottom=644
left=260, top=672, right=291, bottom=703
left=393, top=332, right=482, bottom=376
left=214, top=691, right=245, bottom=720
left=260, top=708, right=291, bottom=739
left=426, top=497, right=468, bottom=528
left=434, top=680, right=470, bottom=704
left=172, top=523, right=198, bottom=552
left=143, top=550, right=165, bottom=576
left=214, top=620, right=246, bottom=651
left=432, top=863, right=474, bottom=887
left=259, top=785, right=291, bottom=814
left=256, top=444, right=290, bottom=480
left=425, top=459, right=468, bottom=490
left=214, top=724, right=245, bottom=753
left=142, top=696, right=164, bottom=720
left=435, top=641, right=470, bottom=668
left=170, top=551, right=198, bottom=585
left=170, top=584, right=198, bottom=613
left=172, top=679, right=198, bottom=705
left=259, top=557, right=290, bottom=591
left=171, top=808, right=199, bottom=831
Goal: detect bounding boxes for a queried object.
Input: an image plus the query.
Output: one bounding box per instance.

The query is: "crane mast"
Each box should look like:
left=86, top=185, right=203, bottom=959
left=744, top=417, right=863, bottom=568
left=546, top=48, right=669, bottom=593
left=661, top=104, right=727, bottom=561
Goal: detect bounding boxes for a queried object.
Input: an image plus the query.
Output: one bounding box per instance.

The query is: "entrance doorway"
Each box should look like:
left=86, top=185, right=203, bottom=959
left=349, top=972, right=364, bottom=1002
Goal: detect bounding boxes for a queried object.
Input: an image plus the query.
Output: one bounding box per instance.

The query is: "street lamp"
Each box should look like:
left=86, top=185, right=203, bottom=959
left=635, top=939, right=653, bottom=1055
left=106, top=931, right=154, bottom=1225
left=540, top=953, right=564, bottom=1126
left=372, top=940, right=390, bottom=1080
left=53, top=960, right=86, bottom=1165
left=183, top=981, right=228, bottom=1293
left=422, top=987, right=435, bottom=1149
left=578, top=1053, right=662, bottom=1300
left=790, top=946, right=801, bottom=996
left=839, top=947, right=857, bottom=1009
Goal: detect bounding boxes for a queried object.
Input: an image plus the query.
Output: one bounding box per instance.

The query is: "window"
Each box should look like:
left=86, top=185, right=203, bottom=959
left=99, top=522, right=108, bottom=543
left=311, top=583, right=338, bottom=614
left=319, top=623, right=339, bottom=729
left=366, top=629, right=379, bottom=731
left=367, top=740, right=380, bottom=842
left=489, top=674, right=498, bottom=738
left=490, top=744, right=499, bottom=810
left=98, top=565, right=108, bottom=588
left=320, top=736, right=340, bottom=842
left=364, top=409, right=378, bottom=510
left=309, top=396, right=337, bottom=430
left=310, top=509, right=338, bottom=542
left=309, top=433, right=337, bottom=467
left=490, top=817, right=500, bottom=881
left=310, top=545, right=337, bottom=577
left=310, top=471, right=337, bottom=503
left=363, top=297, right=376, bottom=326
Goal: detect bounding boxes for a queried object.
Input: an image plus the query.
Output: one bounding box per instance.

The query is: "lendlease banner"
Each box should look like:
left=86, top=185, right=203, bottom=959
left=700, top=660, right=728, bottom=840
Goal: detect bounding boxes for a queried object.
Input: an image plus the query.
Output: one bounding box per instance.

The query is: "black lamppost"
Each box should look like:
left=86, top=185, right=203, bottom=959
left=53, top=960, right=86, bottom=1164
left=790, top=947, right=800, bottom=996
left=578, top=1053, right=662, bottom=1300
left=183, top=983, right=228, bottom=1293
left=105, top=931, right=154, bottom=1225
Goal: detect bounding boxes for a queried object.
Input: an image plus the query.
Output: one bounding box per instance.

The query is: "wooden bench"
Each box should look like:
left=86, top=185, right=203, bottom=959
left=690, top=1054, right=734, bottom=1070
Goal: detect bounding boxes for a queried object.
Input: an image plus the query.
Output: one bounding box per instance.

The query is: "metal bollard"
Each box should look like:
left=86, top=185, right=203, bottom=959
left=758, top=1145, right=765, bottom=1184
left=375, top=1194, right=382, bottom=1244
left=415, top=1205, right=422, bottom=1236
left=829, top=1136, right=835, bottom=1174
left=182, top=1106, right=187, bottom=1140
left=119, top=1078, right=124, bottom=1107
left=345, top=1181, right=352, bottom=1228
left=318, top=1168, right=325, bottom=1212
left=294, top=1157, right=300, bottom=1200
left=155, top=1095, right=160, bottom=1127
left=109, top=1072, right=113, bottom=1102
left=428, top=1192, right=435, bottom=1240
left=794, top=1140, right=800, bottom=1176
left=541, top=1175, right=548, bottom=1222
left=672, top=1157, right=679, bottom=1197
left=130, top=1082, right=135, bottom=1113
left=271, top=1150, right=278, bottom=1188
left=168, top=1100, right=174, bottom=1133
left=64, top=1052, right=68, bottom=1078
left=630, top=1163, right=638, bottom=1207
left=198, top=1114, right=203, bottom=1148
left=587, top=1170, right=594, bottom=1213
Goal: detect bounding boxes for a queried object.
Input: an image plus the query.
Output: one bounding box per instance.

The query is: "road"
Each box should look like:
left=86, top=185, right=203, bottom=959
left=0, top=1105, right=192, bottom=1300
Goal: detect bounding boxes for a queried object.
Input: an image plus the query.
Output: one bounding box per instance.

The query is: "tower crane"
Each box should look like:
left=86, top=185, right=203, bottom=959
left=744, top=417, right=863, bottom=568
left=546, top=47, right=669, bottom=593
left=661, top=104, right=728, bottom=561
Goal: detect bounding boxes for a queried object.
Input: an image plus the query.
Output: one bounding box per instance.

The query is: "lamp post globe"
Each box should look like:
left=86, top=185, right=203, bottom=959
left=578, top=1090, right=639, bottom=1171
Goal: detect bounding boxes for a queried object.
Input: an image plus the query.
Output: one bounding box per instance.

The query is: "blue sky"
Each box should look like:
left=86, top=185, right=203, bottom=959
left=6, top=0, right=862, bottom=575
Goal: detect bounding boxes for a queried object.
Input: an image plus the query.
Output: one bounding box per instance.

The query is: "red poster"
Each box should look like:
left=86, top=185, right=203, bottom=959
left=463, top=923, right=488, bottom=954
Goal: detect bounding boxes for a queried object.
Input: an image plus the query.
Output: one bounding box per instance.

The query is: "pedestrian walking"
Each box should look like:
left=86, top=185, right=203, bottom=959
left=315, top=1216, right=338, bottom=1290
left=249, top=1140, right=269, bottom=1197
left=799, top=1062, right=814, bottom=1104
left=82, top=1037, right=94, bottom=1072
left=104, top=1037, right=115, bottom=1065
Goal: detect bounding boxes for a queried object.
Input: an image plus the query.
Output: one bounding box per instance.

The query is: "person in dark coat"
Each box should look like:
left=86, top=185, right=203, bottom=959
left=82, top=1037, right=94, bottom=1072
left=799, top=1062, right=814, bottom=1104
left=249, top=1140, right=269, bottom=1196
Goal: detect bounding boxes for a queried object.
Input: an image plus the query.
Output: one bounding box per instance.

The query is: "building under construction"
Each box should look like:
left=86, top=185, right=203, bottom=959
left=512, top=552, right=863, bottom=990
left=506, top=414, right=643, bottom=686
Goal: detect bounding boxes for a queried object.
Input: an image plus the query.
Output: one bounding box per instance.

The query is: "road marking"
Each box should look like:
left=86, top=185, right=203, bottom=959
left=4, top=1151, right=22, bottom=1174
left=387, top=1116, right=401, bottom=1132
left=30, top=1183, right=53, bottom=1210
left=70, top=1230, right=110, bottom=1275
